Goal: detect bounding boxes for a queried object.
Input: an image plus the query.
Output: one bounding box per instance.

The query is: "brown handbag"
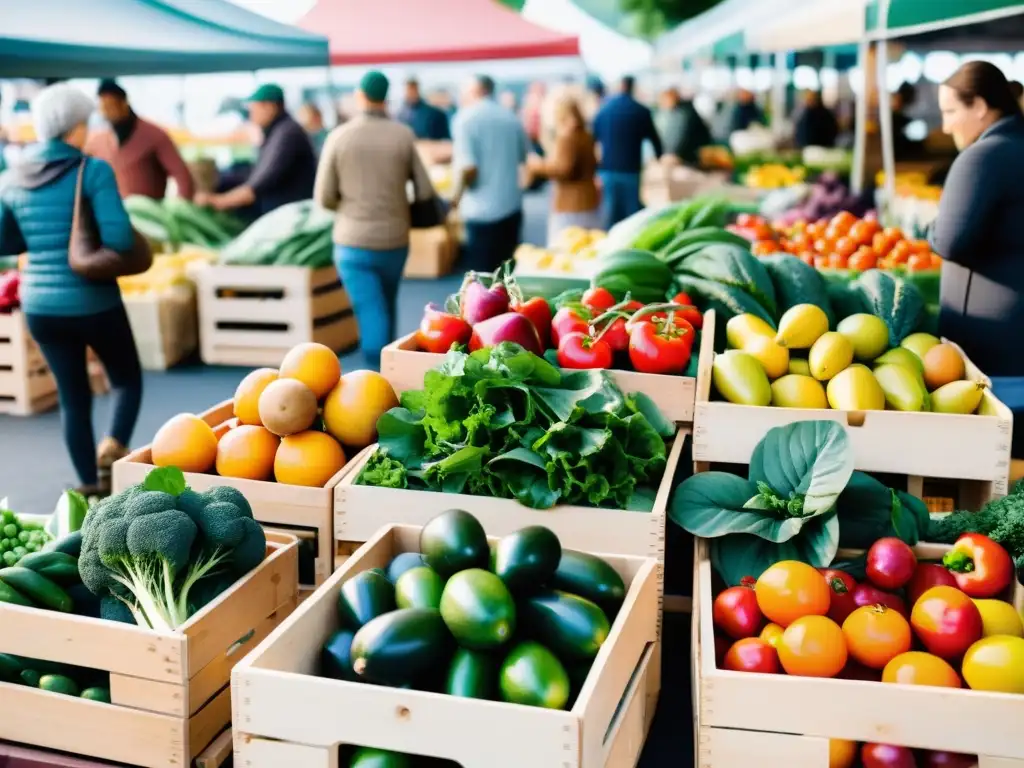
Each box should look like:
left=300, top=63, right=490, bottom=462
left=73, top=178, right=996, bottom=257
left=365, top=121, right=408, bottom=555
left=69, top=159, right=152, bottom=281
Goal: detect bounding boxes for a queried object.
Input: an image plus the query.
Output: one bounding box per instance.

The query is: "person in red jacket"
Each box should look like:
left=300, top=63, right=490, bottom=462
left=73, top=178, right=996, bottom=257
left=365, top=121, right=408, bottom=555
left=84, top=80, right=194, bottom=201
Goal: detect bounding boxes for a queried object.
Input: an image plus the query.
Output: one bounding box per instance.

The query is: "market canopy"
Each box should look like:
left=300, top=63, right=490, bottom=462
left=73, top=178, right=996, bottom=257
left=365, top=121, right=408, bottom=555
left=653, top=0, right=781, bottom=64
left=746, top=0, right=868, bottom=53
left=298, top=0, right=580, bottom=64
left=0, top=0, right=329, bottom=78
left=866, top=0, right=1024, bottom=39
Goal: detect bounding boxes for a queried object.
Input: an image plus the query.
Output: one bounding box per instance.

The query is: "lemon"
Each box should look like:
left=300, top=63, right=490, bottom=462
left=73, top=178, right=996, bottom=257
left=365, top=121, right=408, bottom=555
left=973, top=599, right=1024, bottom=638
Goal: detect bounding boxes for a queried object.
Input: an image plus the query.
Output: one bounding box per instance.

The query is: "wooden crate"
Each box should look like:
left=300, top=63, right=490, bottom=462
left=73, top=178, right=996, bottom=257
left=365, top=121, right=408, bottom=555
left=233, top=524, right=660, bottom=768
left=693, top=311, right=1014, bottom=497
left=404, top=225, right=457, bottom=279
left=190, top=264, right=358, bottom=367
left=122, top=286, right=198, bottom=371
left=379, top=312, right=712, bottom=423
left=113, top=400, right=356, bottom=588
left=0, top=533, right=299, bottom=768
left=0, top=311, right=107, bottom=416
left=692, top=536, right=1024, bottom=767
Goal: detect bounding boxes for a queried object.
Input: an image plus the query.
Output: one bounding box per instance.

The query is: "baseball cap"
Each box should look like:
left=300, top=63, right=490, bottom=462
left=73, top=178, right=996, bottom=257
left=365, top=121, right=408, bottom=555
left=248, top=83, right=285, bottom=103
left=359, top=71, right=390, bottom=103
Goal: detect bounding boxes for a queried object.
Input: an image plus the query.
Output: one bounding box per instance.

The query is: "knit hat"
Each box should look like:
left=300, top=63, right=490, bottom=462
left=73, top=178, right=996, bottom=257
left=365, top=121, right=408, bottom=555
left=359, top=71, right=389, bottom=104
left=31, top=84, right=94, bottom=142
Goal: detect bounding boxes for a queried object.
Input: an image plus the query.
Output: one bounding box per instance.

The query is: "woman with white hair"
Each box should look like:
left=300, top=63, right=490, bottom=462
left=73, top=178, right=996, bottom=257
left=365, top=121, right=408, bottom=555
left=0, top=83, right=142, bottom=496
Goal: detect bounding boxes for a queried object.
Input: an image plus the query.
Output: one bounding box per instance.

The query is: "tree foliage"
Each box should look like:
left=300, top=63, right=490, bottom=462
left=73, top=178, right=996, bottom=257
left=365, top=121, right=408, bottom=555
left=617, top=0, right=722, bottom=37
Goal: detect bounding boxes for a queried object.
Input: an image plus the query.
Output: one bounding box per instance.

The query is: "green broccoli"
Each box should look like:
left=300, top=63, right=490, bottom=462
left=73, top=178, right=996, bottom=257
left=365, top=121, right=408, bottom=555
left=926, top=481, right=1024, bottom=564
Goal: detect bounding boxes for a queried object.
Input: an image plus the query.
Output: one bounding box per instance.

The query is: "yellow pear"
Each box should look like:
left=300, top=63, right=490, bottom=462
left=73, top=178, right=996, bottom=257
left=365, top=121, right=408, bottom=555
left=712, top=351, right=772, bottom=406
left=774, top=304, right=829, bottom=349
left=827, top=365, right=886, bottom=411
left=771, top=375, right=827, bottom=409
left=930, top=380, right=986, bottom=414
left=726, top=313, right=776, bottom=350
left=744, top=334, right=790, bottom=380
left=900, top=332, right=941, bottom=361
left=809, top=332, right=854, bottom=381
left=873, top=364, right=926, bottom=412
left=837, top=313, right=890, bottom=361
left=788, top=358, right=812, bottom=376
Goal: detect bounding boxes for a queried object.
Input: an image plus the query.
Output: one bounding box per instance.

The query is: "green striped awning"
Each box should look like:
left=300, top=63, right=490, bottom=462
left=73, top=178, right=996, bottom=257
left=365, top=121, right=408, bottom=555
left=867, top=0, right=1024, bottom=38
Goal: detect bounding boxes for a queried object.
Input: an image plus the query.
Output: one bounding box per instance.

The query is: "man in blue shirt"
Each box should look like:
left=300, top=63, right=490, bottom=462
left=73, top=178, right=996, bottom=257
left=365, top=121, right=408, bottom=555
left=398, top=78, right=451, bottom=141
left=451, top=75, right=529, bottom=272
left=593, top=75, right=663, bottom=228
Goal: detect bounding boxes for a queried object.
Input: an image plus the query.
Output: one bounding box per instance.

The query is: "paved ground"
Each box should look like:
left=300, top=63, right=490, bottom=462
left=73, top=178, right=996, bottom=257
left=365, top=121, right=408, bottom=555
left=0, top=188, right=693, bottom=767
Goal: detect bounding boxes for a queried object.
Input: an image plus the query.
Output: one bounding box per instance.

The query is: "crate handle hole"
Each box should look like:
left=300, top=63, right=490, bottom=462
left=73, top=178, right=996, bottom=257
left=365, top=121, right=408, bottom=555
left=226, top=629, right=257, bottom=658
left=396, top=706, right=411, bottom=720
left=845, top=411, right=867, bottom=428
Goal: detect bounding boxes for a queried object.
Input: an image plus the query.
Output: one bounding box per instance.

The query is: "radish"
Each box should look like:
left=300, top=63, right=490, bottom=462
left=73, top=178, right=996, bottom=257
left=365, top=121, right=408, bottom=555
left=460, top=275, right=509, bottom=325
left=468, top=312, right=543, bottom=356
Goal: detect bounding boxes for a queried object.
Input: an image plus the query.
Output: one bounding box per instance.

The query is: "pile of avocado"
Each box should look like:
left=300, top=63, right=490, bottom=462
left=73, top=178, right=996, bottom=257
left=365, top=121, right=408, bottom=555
left=320, top=509, right=628, bottom=768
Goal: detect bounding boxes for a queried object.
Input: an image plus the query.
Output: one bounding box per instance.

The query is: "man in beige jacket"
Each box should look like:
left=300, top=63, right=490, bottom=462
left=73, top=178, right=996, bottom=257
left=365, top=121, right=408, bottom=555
left=314, top=70, right=436, bottom=368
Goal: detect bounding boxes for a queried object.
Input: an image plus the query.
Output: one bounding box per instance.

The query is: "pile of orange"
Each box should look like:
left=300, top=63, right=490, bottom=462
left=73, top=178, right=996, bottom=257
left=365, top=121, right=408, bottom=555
left=151, top=342, right=398, bottom=487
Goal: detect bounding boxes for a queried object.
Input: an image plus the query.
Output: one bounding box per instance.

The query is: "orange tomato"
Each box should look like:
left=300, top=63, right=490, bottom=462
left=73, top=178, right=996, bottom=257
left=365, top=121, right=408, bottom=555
left=806, top=222, right=826, bottom=239
left=907, top=252, right=933, bottom=273
left=882, top=226, right=904, bottom=241
left=799, top=251, right=816, bottom=266
left=889, top=241, right=913, bottom=265
left=752, top=224, right=775, bottom=241
left=849, top=247, right=878, bottom=271
left=736, top=213, right=757, bottom=227
left=882, top=651, right=962, bottom=688
left=778, top=615, right=848, bottom=677
left=755, top=561, right=831, bottom=627
left=813, top=238, right=831, bottom=254
left=849, top=219, right=880, bottom=245
left=912, top=239, right=932, bottom=253
left=842, top=605, right=913, bottom=669
left=872, top=232, right=893, bottom=255
left=930, top=253, right=943, bottom=268
left=834, top=237, right=857, bottom=258
left=814, top=255, right=830, bottom=269
left=830, top=211, right=857, bottom=235
left=788, top=232, right=811, bottom=252
left=830, top=739, right=859, bottom=768
left=760, top=623, right=785, bottom=649
left=752, top=240, right=778, bottom=256
left=829, top=252, right=849, bottom=269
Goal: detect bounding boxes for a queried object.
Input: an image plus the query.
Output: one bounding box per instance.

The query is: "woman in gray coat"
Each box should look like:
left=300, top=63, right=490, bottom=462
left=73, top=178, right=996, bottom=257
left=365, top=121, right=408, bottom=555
left=930, top=61, right=1024, bottom=376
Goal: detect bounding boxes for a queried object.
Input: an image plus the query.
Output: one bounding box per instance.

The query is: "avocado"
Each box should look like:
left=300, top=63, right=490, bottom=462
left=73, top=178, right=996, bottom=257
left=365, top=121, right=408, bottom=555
left=338, top=570, right=396, bottom=630
left=386, top=552, right=427, bottom=584
left=551, top=550, right=626, bottom=615
left=348, top=747, right=415, bottom=768
left=445, top=648, right=497, bottom=700
left=439, top=569, right=516, bottom=650
left=321, top=629, right=358, bottom=681
left=491, top=526, right=561, bottom=593
left=350, top=608, right=451, bottom=687
left=395, top=567, right=444, bottom=611
left=521, top=591, right=611, bottom=661
left=419, top=509, right=489, bottom=577
left=499, top=642, right=570, bottom=710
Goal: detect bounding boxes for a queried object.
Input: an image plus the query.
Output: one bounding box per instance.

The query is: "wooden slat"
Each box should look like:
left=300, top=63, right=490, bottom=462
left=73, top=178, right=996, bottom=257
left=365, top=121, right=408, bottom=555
left=188, top=686, right=232, bottom=758
left=110, top=675, right=187, bottom=717
left=234, top=736, right=336, bottom=768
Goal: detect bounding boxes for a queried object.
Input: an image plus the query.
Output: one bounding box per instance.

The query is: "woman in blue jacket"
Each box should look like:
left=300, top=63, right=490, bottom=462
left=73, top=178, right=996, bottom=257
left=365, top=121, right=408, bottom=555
left=0, top=84, right=143, bottom=495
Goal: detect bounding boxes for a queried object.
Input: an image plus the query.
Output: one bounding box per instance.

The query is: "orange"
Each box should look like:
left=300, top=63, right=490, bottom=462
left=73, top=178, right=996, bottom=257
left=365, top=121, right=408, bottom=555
left=215, top=425, right=279, bottom=481
left=778, top=616, right=847, bottom=678
left=882, top=651, right=961, bottom=688
left=278, top=343, right=341, bottom=399
left=233, top=368, right=278, bottom=425
left=842, top=605, right=912, bottom=670
left=274, top=431, right=347, bottom=487
left=755, top=561, right=831, bottom=627
left=323, top=370, right=399, bottom=447
left=829, top=739, right=858, bottom=768
left=151, top=414, right=218, bottom=473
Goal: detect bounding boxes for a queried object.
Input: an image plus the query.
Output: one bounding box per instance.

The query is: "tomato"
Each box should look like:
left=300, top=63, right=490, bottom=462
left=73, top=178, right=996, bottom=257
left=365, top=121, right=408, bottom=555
left=512, top=296, right=552, bottom=349
left=592, top=316, right=629, bottom=353
left=861, top=743, right=917, bottom=768
left=834, top=237, right=857, bottom=258
left=942, top=533, right=1014, bottom=598
left=849, top=246, right=878, bottom=271
left=416, top=303, right=473, bottom=354
left=778, top=615, right=847, bottom=677
left=713, top=581, right=764, bottom=639
left=882, top=226, right=905, bottom=241
left=910, top=586, right=983, bottom=659
left=866, top=538, right=917, bottom=591
left=906, top=563, right=958, bottom=606
left=735, top=213, right=757, bottom=227
left=962, top=635, right=1024, bottom=693
left=798, top=251, right=816, bottom=266
left=881, top=651, right=961, bottom=688
left=849, top=219, right=879, bottom=245
left=627, top=314, right=694, bottom=375
left=852, top=583, right=907, bottom=617
left=813, top=238, right=831, bottom=254
left=920, top=751, right=978, bottom=768
left=668, top=293, right=704, bottom=329
left=551, top=307, right=590, bottom=347
left=756, top=561, right=830, bottom=627
left=819, top=569, right=858, bottom=625
left=752, top=240, right=778, bottom=256
left=581, top=287, right=617, bottom=313
left=830, top=211, right=857, bottom=235
left=759, top=623, right=784, bottom=649
left=723, top=637, right=780, bottom=673
left=828, top=252, right=849, bottom=269
left=557, top=332, right=612, bottom=370
left=907, top=252, right=934, bottom=273
left=829, top=740, right=858, bottom=768
left=842, top=605, right=912, bottom=669
left=889, top=241, right=913, bottom=265
left=814, top=255, right=830, bottom=269
left=973, top=598, right=1024, bottom=637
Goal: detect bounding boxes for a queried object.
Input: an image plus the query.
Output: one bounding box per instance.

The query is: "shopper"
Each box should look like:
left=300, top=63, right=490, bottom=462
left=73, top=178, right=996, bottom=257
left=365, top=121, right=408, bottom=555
left=930, top=60, right=1024, bottom=376
left=315, top=71, right=436, bottom=369
left=0, top=84, right=142, bottom=495
left=656, top=87, right=712, bottom=165
left=794, top=91, right=839, bottom=149
left=195, top=84, right=317, bottom=217
left=727, top=89, right=766, bottom=135
left=398, top=78, right=451, bottom=141
left=451, top=75, right=529, bottom=272
left=84, top=80, right=194, bottom=201
left=298, top=102, right=329, bottom=157
left=527, top=97, right=601, bottom=246
left=592, top=75, right=663, bottom=228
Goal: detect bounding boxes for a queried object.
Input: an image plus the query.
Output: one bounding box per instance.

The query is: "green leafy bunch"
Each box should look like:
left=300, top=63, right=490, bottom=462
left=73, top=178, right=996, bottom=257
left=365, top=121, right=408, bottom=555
left=668, top=421, right=930, bottom=585
left=357, top=343, right=675, bottom=510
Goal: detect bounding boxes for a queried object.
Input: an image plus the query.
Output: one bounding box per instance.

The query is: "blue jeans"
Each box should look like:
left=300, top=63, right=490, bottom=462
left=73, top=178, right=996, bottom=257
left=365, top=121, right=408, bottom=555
left=333, top=244, right=408, bottom=369
left=599, top=171, right=643, bottom=230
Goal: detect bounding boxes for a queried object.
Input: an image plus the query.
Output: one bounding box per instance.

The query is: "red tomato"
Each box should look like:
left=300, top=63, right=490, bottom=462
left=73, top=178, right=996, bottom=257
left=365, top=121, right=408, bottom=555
left=906, top=563, right=959, bottom=606
left=942, top=533, right=1014, bottom=598
left=861, top=743, right=917, bottom=768
left=866, top=538, right=917, bottom=591
left=551, top=307, right=590, bottom=347
left=819, top=569, right=858, bottom=625
left=668, top=293, right=704, bottom=329
left=756, top=561, right=831, bottom=627
left=627, top=319, right=693, bottom=375
left=581, top=287, right=617, bottom=313
left=416, top=303, right=473, bottom=354
left=591, top=317, right=629, bottom=353
left=910, top=586, right=984, bottom=660
left=512, top=297, right=552, bottom=349
left=920, top=751, right=978, bottom=768
left=881, top=651, right=961, bottom=688
left=713, top=581, right=764, bottom=639
left=842, top=605, right=912, bottom=669
left=778, top=616, right=847, bottom=678
left=852, top=584, right=907, bottom=617
left=723, top=637, right=780, bottom=673
left=556, top=332, right=612, bottom=370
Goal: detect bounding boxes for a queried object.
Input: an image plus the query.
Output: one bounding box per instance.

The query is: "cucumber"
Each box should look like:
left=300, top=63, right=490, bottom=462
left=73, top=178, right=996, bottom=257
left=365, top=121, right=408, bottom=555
left=440, top=569, right=516, bottom=650
left=491, top=526, right=561, bottom=594
left=349, top=747, right=415, bottom=768
left=350, top=608, right=451, bottom=687
left=39, top=674, right=80, bottom=696
left=394, top=567, right=444, bottom=611
left=52, top=531, right=83, bottom=557
left=521, top=591, right=611, bottom=661
left=337, top=571, right=396, bottom=630
left=419, top=509, right=489, bottom=578
left=17, top=551, right=80, bottom=585
left=551, top=550, right=626, bottom=614
left=499, top=641, right=570, bottom=710
left=0, top=578, right=34, bottom=607
left=445, top=648, right=497, bottom=700
left=20, top=669, right=41, bottom=687
left=320, top=629, right=358, bottom=681
left=0, top=653, right=24, bottom=683
left=385, top=552, right=426, bottom=584
left=0, top=567, right=72, bottom=612
left=81, top=687, right=111, bottom=703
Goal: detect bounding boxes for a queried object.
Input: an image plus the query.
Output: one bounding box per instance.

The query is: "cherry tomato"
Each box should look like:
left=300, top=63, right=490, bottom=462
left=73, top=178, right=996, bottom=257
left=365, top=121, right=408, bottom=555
left=830, top=740, right=859, bottom=768
left=881, top=651, right=961, bottom=688
left=713, top=581, right=764, bottom=639
left=961, top=635, right=1024, bottom=693
left=861, top=743, right=917, bottom=768
left=942, top=533, right=1014, bottom=598
left=756, top=561, right=831, bottom=627
left=556, top=332, right=612, bottom=370
left=814, top=238, right=832, bottom=254
left=551, top=307, right=590, bottom=347
left=866, top=538, right=917, bottom=591
left=829, top=252, right=849, bottom=269
left=848, top=219, right=878, bottom=245
left=627, top=317, right=693, bottom=375
left=834, top=237, right=857, bottom=258
left=849, top=246, right=878, bottom=271
left=591, top=316, right=629, bottom=353
left=911, top=586, right=983, bottom=660
left=814, top=255, right=830, bottom=269
left=907, top=252, right=934, bottom=273
left=830, top=211, right=857, bottom=235
left=581, top=287, right=617, bottom=313
left=778, top=615, right=847, bottom=678
left=842, top=605, right=912, bottom=669
left=906, top=563, right=959, bottom=606
left=819, top=569, right=858, bottom=625
left=759, top=623, right=784, bottom=649
left=889, top=241, right=913, bottom=265
left=512, top=296, right=552, bottom=349
left=416, top=303, right=473, bottom=354
left=723, top=637, right=780, bottom=673
left=798, top=251, right=816, bottom=266
left=920, top=751, right=978, bottom=768
left=852, top=583, right=907, bottom=617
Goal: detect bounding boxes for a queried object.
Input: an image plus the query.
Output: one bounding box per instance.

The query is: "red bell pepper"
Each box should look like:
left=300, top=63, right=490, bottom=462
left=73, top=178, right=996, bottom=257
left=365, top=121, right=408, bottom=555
left=942, top=533, right=1014, bottom=598
left=416, top=303, right=473, bottom=354
left=557, top=332, right=613, bottom=370
left=551, top=307, right=591, bottom=348
left=669, top=292, right=704, bottom=330
left=512, top=296, right=552, bottom=349
left=626, top=304, right=695, bottom=375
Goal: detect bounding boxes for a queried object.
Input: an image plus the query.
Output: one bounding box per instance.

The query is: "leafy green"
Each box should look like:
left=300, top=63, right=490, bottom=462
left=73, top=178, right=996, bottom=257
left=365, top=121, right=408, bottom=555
left=143, top=467, right=187, bottom=497
left=357, top=343, right=671, bottom=510
left=836, top=472, right=928, bottom=549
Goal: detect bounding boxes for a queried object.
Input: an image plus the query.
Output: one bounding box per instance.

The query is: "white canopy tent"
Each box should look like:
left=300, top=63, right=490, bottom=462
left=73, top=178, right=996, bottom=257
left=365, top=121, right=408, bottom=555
left=653, top=0, right=780, bottom=67
left=747, top=0, right=869, bottom=53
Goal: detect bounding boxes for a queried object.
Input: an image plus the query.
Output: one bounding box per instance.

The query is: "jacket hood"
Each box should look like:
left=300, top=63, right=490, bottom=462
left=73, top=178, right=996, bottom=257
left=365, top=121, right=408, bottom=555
left=10, top=141, right=82, bottom=190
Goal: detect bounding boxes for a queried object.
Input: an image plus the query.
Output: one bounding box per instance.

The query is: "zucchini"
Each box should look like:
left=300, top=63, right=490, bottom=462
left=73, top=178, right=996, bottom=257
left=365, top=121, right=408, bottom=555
left=0, top=578, right=34, bottom=607
left=0, top=653, right=24, bottom=683
left=0, top=567, right=73, bottom=612
left=592, top=249, right=674, bottom=303
left=17, top=551, right=80, bottom=585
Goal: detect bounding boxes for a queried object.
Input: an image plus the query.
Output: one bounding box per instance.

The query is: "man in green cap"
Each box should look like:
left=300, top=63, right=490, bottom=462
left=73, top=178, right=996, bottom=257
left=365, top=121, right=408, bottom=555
left=196, top=83, right=317, bottom=216
left=315, top=69, right=438, bottom=369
